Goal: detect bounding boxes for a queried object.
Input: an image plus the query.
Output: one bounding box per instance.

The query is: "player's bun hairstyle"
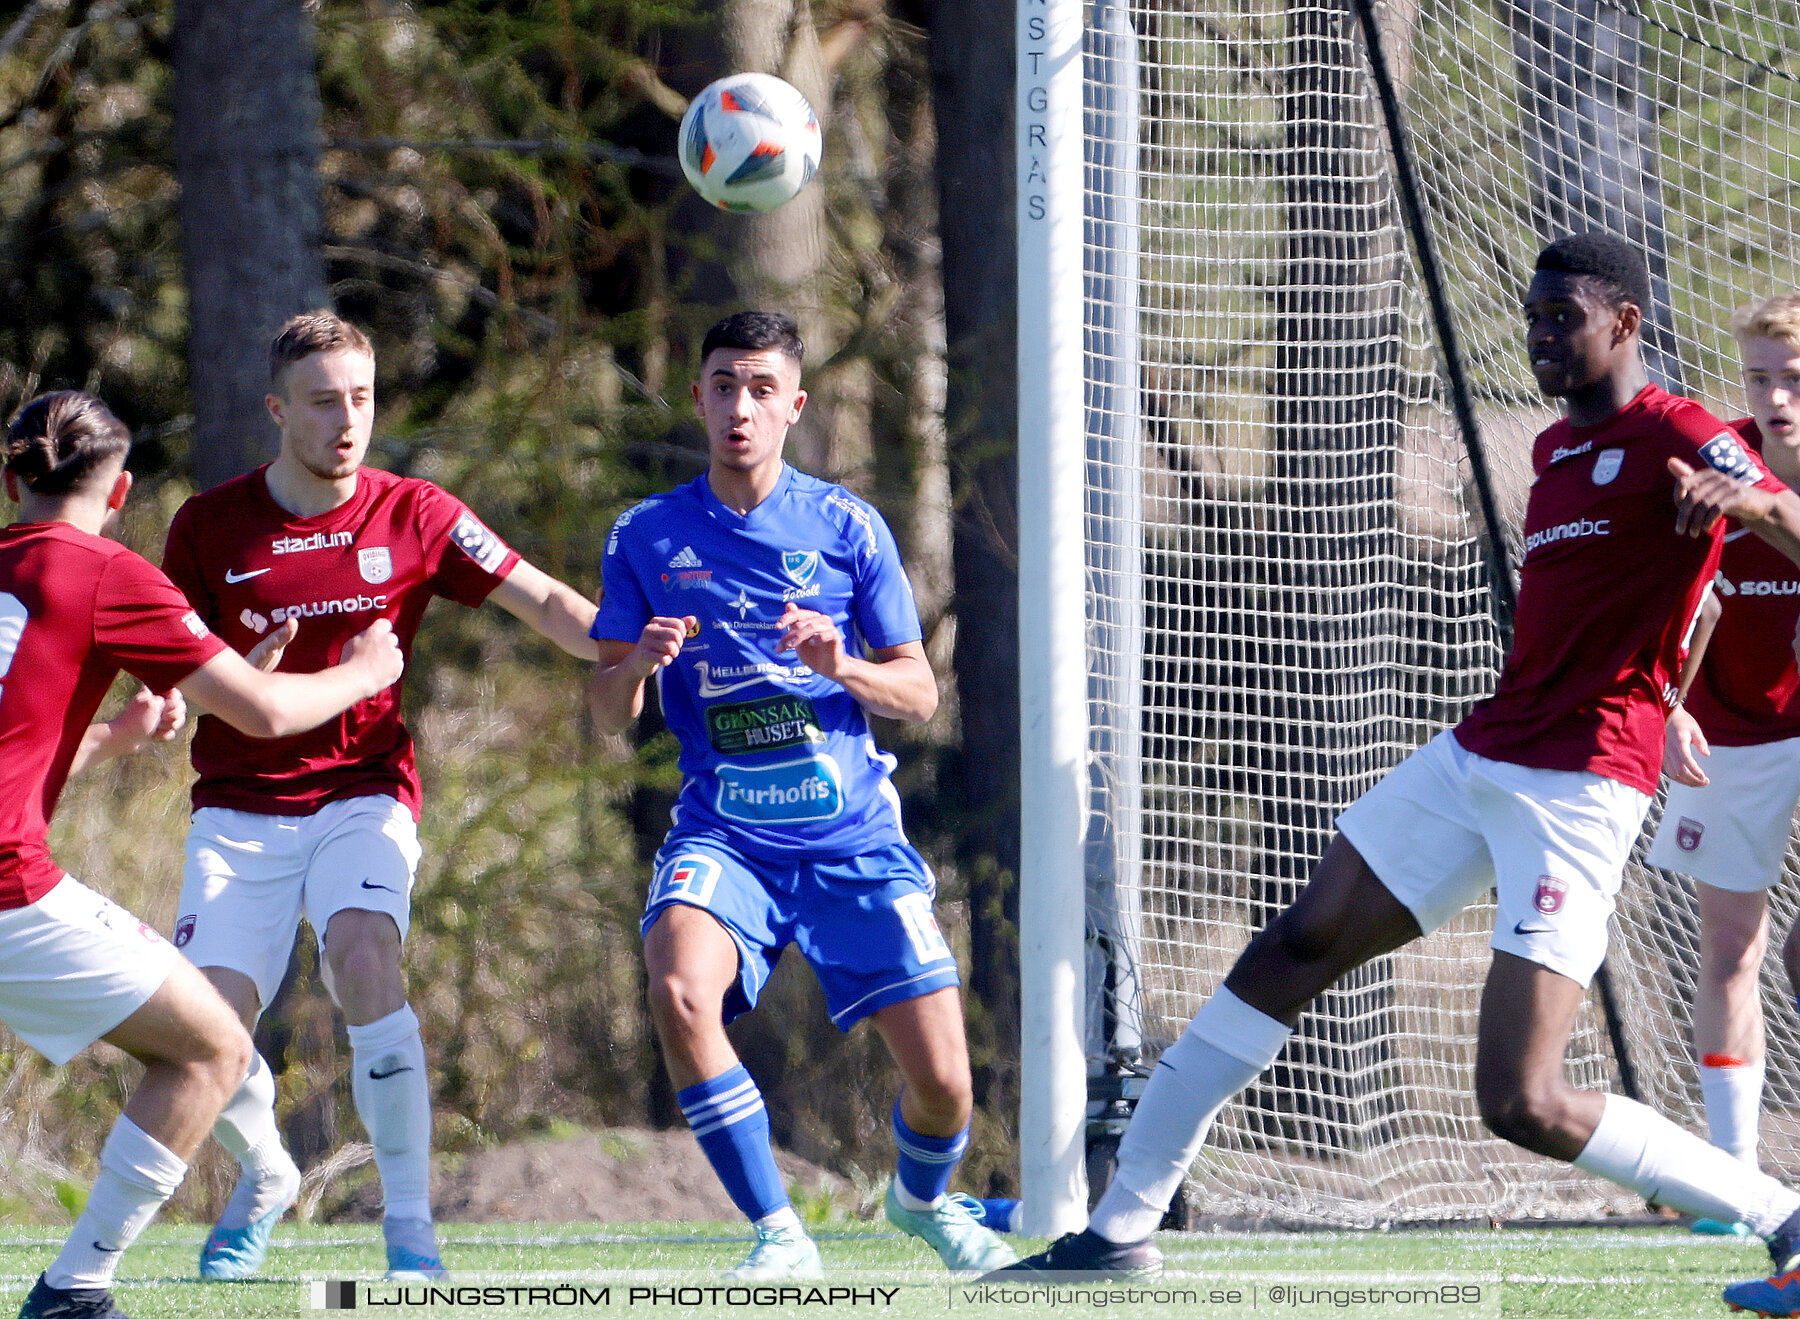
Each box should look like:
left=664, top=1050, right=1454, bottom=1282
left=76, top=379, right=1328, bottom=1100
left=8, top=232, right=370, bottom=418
left=700, top=311, right=804, bottom=367
left=269, top=310, right=374, bottom=392
left=1731, top=293, right=1800, bottom=351
left=1534, top=233, right=1652, bottom=313
left=3, top=391, right=131, bottom=497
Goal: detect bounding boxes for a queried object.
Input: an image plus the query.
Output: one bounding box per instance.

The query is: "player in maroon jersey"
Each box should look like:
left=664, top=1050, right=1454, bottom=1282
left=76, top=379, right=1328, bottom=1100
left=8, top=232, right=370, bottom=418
left=160, top=312, right=599, bottom=1282
left=1, top=391, right=401, bottom=1319
left=994, top=235, right=1800, bottom=1297
left=1641, top=296, right=1800, bottom=1227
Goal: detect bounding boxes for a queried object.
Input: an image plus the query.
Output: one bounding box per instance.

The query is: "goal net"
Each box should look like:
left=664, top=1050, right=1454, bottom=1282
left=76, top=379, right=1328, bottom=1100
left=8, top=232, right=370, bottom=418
left=1076, top=0, right=1800, bottom=1224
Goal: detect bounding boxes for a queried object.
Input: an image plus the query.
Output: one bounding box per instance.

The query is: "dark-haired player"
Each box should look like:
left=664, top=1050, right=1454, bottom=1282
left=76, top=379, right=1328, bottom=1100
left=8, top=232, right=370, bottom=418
left=588, top=311, right=1015, bottom=1278
left=994, top=235, right=1800, bottom=1290
left=1, top=391, right=402, bottom=1319
left=160, top=312, right=598, bottom=1282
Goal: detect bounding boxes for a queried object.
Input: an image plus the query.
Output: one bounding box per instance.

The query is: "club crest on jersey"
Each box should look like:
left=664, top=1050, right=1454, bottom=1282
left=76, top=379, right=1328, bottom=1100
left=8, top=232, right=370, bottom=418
left=1700, top=432, right=1759, bottom=482
left=1592, top=449, right=1623, bottom=485
left=1677, top=817, right=1705, bottom=852
left=358, top=547, right=393, bottom=584
left=173, top=914, right=195, bottom=948
left=1533, top=875, right=1568, bottom=915
left=782, top=550, right=819, bottom=586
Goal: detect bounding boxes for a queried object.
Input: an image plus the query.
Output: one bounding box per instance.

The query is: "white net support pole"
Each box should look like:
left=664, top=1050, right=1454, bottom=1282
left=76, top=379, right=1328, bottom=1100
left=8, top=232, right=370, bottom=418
left=1084, top=0, right=1147, bottom=1066
left=1017, top=0, right=1093, bottom=1239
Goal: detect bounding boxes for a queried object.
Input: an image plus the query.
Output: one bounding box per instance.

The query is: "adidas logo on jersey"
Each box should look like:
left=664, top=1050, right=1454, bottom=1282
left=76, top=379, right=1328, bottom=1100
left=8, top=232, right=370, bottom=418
left=668, top=546, right=703, bottom=569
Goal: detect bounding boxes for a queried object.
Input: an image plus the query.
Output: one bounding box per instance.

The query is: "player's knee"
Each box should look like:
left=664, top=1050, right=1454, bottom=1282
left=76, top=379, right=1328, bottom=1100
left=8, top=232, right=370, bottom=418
left=324, top=919, right=402, bottom=1000
left=174, top=1014, right=253, bottom=1106
left=904, top=1068, right=973, bottom=1127
left=1475, top=1075, right=1575, bottom=1154
left=1701, top=917, right=1767, bottom=981
left=647, top=969, right=725, bottom=1039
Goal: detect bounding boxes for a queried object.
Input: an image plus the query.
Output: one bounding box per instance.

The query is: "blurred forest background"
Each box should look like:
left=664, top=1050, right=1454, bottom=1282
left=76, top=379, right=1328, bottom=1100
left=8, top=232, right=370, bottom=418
left=0, top=0, right=1020, bottom=1222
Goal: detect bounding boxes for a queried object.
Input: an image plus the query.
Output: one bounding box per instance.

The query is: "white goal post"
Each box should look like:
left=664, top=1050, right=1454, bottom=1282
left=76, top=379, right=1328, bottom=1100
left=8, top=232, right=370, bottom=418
left=1019, top=0, right=1800, bottom=1232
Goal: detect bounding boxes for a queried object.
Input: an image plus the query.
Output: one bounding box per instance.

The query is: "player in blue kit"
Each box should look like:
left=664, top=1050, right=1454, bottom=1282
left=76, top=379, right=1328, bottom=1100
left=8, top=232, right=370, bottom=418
left=588, top=312, right=1016, bottom=1279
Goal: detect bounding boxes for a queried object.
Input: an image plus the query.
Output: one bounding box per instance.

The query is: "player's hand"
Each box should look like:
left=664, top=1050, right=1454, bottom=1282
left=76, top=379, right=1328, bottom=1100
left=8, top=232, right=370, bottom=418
left=777, top=603, right=845, bottom=677
left=244, top=617, right=298, bottom=672
left=631, top=616, right=694, bottom=676
left=341, top=618, right=404, bottom=693
left=1662, top=704, right=1711, bottom=788
left=110, top=685, right=187, bottom=750
left=1669, top=456, right=1775, bottom=536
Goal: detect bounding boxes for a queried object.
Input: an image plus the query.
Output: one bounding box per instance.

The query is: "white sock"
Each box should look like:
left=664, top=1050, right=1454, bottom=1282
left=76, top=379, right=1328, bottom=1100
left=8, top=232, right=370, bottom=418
left=46, top=1117, right=187, bottom=1290
left=1699, top=1058, right=1765, bottom=1167
left=348, top=1004, right=433, bottom=1223
left=1090, top=988, right=1291, bottom=1244
left=1574, top=1093, right=1800, bottom=1235
left=212, top=1052, right=302, bottom=1229
left=754, top=1206, right=803, bottom=1234
left=890, top=1180, right=939, bottom=1211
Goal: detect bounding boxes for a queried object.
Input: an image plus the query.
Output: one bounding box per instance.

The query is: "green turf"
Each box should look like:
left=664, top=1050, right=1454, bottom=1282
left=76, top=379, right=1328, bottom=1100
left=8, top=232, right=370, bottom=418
left=0, top=1222, right=1783, bottom=1317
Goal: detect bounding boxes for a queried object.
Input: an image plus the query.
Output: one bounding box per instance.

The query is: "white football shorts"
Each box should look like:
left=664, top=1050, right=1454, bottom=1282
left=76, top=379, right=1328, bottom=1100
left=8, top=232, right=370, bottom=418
left=0, top=875, right=180, bottom=1064
left=1646, top=737, right=1800, bottom=892
left=1336, top=729, right=1652, bottom=987
left=174, top=794, right=422, bottom=1010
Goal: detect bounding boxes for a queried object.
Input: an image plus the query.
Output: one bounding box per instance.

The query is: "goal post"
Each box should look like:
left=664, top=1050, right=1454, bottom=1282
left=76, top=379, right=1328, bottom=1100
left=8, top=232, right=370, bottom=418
left=1016, top=0, right=1098, bottom=1239
left=1020, top=0, right=1800, bottom=1228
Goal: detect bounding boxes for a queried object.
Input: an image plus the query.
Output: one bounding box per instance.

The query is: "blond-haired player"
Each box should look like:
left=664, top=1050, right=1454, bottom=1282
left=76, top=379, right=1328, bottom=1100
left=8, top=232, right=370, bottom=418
left=1648, top=295, right=1800, bottom=1237
left=162, top=312, right=598, bottom=1281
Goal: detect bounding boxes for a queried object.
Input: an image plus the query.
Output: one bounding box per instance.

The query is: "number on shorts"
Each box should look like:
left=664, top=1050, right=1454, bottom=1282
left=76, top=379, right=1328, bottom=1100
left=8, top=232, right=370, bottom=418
left=655, top=854, right=722, bottom=906
left=893, top=891, right=954, bottom=964
left=0, top=593, right=27, bottom=693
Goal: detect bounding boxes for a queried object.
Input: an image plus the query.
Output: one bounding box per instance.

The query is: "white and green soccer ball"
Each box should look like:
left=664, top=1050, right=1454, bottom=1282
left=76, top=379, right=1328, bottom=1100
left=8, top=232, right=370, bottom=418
left=678, top=73, right=821, bottom=213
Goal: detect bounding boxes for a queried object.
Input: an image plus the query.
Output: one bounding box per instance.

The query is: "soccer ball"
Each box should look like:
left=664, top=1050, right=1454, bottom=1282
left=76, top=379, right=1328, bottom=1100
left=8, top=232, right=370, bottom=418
left=678, top=73, right=821, bottom=213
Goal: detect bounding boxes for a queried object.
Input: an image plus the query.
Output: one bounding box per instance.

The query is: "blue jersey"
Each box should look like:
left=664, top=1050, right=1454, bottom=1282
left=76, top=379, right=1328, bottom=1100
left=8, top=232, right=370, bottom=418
left=594, top=466, right=925, bottom=860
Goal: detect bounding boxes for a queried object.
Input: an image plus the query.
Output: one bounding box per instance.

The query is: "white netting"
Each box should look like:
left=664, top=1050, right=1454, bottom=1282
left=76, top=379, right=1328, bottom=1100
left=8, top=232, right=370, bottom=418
left=1081, top=0, right=1800, bottom=1224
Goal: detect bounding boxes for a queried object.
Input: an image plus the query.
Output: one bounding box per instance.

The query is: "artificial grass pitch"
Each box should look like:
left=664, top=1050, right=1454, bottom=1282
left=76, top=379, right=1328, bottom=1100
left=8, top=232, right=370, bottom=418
left=0, top=1221, right=1778, bottom=1317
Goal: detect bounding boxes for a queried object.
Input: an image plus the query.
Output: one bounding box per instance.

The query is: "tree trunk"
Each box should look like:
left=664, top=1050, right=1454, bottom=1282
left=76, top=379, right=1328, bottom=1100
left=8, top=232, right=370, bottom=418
left=1506, top=0, right=1684, bottom=389
left=172, top=0, right=329, bottom=489
left=1241, top=0, right=1403, bottom=1154
left=717, top=0, right=835, bottom=474
left=925, top=0, right=1019, bottom=1109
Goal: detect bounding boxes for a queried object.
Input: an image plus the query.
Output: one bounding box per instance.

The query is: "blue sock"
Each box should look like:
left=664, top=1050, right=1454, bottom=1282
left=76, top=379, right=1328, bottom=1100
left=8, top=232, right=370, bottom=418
left=892, top=1099, right=969, bottom=1205
left=974, top=1198, right=1020, bottom=1233
left=679, top=1065, right=789, bottom=1222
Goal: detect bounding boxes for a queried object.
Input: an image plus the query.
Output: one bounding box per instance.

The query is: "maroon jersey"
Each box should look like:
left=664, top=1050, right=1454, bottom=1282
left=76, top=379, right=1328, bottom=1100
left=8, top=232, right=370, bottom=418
left=162, top=466, right=519, bottom=818
left=0, top=521, right=225, bottom=909
left=1456, top=385, right=1784, bottom=794
left=1684, top=418, right=1800, bottom=746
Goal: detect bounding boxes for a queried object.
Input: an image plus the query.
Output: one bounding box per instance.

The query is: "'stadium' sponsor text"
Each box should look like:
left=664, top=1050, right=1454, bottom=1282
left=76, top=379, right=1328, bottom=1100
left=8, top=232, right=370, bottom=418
left=273, top=531, right=355, bottom=554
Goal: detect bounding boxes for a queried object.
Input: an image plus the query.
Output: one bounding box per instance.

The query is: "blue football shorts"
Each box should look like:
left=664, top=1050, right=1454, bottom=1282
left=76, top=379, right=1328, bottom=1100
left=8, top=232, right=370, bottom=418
left=642, top=834, right=962, bottom=1030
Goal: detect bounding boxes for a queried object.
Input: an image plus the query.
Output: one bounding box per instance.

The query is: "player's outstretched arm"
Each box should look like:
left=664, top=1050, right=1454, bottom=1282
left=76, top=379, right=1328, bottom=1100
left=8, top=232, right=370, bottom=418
left=69, top=686, right=187, bottom=776
left=777, top=604, right=937, bottom=723
left=589, top=618, right=692, bottom=735
left=1669, top=455, right=1800, bottom=564
left=488, top=560, right=601, bottom=660
left=177, top=618, right=404, bottom=739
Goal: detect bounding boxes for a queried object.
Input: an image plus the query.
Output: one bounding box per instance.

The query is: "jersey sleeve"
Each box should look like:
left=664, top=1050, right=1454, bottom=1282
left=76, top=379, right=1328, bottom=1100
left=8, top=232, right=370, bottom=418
left=418, top=485, right=522, bottom=607
left=94, top=550, right=228, bottom=691
left=592, top=519, right=652, bottom=643
left=1673, top=403, right=1787, bottom=494
left=161, top=501, right=215, bottom=620
left=849, top=502, right=923, bottom=650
